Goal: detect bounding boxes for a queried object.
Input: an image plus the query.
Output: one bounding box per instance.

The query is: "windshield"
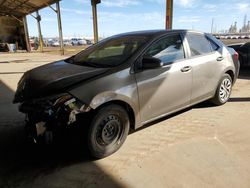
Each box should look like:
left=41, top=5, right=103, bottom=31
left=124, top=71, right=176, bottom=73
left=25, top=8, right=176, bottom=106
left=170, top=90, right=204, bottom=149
left=69, top=36, right=148, bottom=67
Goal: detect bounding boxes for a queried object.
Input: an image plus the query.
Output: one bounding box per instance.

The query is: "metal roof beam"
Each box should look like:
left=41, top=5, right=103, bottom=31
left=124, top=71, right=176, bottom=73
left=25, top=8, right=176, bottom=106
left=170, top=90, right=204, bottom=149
left=0, top=0, right=60, bottom=17
left=0, top=0, right=7, bottom=7
left=10, top=15, right=23, bottom=22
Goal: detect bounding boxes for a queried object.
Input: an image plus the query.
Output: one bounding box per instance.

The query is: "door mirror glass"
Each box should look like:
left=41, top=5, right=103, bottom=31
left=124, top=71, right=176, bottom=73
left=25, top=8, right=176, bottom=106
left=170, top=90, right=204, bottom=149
left=142, top=57, right=163, bottom=69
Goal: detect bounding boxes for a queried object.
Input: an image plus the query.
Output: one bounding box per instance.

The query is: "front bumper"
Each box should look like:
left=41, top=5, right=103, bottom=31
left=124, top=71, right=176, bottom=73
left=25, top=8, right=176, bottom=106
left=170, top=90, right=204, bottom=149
left=20, top=94, right=91, bottom=143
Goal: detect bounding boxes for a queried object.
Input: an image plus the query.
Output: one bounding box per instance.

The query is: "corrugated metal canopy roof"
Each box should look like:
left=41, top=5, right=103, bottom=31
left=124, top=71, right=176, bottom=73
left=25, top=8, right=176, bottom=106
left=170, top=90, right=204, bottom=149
left=0, top=0, right=59, bottom=17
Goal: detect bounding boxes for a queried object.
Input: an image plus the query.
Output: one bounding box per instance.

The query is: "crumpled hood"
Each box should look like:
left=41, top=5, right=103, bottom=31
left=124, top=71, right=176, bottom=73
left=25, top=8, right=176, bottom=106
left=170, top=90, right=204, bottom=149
left=13, top=60, right=109, bottom=103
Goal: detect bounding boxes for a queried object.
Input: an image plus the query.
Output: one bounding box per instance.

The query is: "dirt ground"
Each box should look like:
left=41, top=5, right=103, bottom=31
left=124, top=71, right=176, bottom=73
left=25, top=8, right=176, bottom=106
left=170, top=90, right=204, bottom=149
left=221, top=38, right=250, bottom=45
left=38, top=45, right=86, bottom=56
left=0, top=52, right=250, bottom=188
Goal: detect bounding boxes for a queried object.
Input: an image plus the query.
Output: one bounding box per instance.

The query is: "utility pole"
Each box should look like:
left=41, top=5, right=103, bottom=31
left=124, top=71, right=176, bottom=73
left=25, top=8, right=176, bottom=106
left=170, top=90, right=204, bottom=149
left=91, top=0, right=101, bottom=43
left=166, top=0, right=173, bottom=29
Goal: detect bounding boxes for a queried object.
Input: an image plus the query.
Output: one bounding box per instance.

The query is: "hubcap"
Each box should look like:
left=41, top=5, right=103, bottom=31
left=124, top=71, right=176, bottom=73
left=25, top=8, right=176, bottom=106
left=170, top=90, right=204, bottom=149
left=219, top=78, right=232, bottom=102
left=96, top=115, right=122, bottom=146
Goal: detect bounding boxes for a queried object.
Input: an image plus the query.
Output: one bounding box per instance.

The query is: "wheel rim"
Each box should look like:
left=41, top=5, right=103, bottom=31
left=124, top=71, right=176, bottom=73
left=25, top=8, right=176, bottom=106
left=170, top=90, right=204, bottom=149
left=96, top=115, right=122, bottom=146
left=219, top=78, right=232, bottom=103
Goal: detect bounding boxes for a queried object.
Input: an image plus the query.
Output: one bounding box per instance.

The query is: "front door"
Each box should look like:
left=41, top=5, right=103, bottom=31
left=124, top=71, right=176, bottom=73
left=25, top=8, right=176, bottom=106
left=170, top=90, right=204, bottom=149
left=135, top=34, right=192, bottom=123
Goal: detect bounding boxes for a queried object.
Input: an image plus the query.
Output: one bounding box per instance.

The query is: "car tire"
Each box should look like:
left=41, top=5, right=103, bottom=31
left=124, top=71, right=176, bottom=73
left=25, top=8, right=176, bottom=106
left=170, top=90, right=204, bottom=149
left=211, top=73, right=232, bottom=105
left=88, top=104, right=130, bottom=158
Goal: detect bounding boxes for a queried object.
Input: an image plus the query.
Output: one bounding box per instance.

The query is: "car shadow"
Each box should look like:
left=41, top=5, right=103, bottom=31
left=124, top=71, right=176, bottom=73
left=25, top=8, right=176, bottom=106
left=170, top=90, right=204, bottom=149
left=0, top=59, right=29, bottom=63
left=130, top=100, right=216, bottom=135
left=0, top=80, right=124, bottom=188
left=229, top=97, right=250, bottom=102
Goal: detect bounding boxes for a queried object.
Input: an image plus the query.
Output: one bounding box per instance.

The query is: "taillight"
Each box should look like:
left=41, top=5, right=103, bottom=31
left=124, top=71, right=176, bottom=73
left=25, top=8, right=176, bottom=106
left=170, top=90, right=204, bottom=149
left=234, top=52, right=239, bottom=61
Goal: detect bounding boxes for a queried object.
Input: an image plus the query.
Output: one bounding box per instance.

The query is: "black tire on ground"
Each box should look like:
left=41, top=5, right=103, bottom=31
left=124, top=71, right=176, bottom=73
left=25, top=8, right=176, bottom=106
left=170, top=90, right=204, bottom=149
left=88, top=104, right=130, bottom=158
left=210, top=73, right=232, bottom=106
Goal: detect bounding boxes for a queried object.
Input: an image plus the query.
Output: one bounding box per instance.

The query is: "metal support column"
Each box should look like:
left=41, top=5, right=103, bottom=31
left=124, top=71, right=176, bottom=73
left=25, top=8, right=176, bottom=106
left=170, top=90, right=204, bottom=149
left=91, top=0, right=100, bottom=43
left=166, top=0, right=173, bottom=29
left=22, top=16, right=31, bottom=52
left=36, top=11, right=43, bottom=52
left=56, top=1, right=64, bottom=55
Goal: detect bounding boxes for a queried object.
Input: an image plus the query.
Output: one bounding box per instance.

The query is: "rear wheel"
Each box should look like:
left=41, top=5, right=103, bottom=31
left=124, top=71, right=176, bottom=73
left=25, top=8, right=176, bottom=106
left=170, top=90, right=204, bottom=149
left=211, top=74, right=232, bottom=105
left=88, top=104, right=130, bottom=158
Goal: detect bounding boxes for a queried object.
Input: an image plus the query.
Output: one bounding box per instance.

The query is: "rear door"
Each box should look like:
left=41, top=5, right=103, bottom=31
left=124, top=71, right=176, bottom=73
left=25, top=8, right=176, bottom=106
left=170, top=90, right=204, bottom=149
left=185, top=32, right=223, bottom=103
left=135, top=33, right=192, bottom=123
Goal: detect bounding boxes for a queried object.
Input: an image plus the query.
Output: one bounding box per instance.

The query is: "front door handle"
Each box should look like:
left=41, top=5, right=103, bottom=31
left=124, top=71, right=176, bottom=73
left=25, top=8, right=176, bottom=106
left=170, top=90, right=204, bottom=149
left=181, top=66, right=192, bottom=72
left=217, top=56, right=224, bottom=61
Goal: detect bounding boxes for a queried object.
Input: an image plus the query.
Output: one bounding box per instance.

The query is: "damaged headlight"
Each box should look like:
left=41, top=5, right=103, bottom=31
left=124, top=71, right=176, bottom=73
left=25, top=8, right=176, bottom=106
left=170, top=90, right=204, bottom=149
left=54, top=94, right=91, bottom=125
left=54, top=94, right=91, bottom=112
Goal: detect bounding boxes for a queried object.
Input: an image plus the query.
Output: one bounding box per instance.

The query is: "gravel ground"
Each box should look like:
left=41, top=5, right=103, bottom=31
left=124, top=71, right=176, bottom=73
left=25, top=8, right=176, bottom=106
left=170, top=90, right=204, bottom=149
left=0, top=53, right=250, bottom=188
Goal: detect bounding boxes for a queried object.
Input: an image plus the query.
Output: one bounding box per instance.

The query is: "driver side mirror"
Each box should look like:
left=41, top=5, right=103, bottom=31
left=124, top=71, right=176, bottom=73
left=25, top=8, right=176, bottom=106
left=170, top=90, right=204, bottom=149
left=142, top=57, right=163, bottom=69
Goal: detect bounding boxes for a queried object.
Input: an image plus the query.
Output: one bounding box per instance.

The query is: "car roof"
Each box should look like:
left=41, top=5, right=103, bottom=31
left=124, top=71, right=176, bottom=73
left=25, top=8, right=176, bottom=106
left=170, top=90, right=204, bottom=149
left=112, top=29, right=204, bottom=38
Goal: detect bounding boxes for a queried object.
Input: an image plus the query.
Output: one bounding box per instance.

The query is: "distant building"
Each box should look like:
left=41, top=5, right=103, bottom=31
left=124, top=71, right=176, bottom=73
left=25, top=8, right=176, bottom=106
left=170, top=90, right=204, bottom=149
left=228, top=22, right=237, bottom=33
left=240, top=15, right=250, bottom=33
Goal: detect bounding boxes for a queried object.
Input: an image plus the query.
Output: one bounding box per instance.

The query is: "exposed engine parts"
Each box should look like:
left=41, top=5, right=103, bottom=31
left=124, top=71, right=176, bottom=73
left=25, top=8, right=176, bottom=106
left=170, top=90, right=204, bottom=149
left=20, top=94, right=91, bottom=143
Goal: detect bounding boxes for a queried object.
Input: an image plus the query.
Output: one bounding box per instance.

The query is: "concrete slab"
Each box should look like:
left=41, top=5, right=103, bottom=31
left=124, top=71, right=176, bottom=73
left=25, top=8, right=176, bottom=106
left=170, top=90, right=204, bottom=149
left=0, top=53, right=250, bottom=188
left=0, top=53, right=68, bottom=74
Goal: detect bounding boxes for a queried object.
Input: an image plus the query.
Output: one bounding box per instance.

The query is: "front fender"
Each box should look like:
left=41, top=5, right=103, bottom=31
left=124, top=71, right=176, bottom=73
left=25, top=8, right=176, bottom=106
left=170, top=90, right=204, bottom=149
left=90, top=91, right=135, bottom=110
left=68, top=68, right=142, bottom=129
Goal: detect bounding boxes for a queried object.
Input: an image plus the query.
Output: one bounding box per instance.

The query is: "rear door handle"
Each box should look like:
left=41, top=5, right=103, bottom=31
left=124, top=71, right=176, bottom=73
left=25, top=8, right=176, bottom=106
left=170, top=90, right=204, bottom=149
left=181, top=66, right=192, bottom=72
left=217, top=56, right=224, bottom=61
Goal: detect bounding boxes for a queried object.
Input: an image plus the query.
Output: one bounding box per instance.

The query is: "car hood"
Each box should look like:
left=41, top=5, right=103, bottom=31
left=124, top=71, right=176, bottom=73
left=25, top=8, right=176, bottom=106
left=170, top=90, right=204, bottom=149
left=13, top=60, right=109, bottom=103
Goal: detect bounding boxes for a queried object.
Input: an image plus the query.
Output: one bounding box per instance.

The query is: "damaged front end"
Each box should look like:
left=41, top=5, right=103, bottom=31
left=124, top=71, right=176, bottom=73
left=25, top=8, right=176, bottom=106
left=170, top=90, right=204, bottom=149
left=20, top=93, right=91, bottom=144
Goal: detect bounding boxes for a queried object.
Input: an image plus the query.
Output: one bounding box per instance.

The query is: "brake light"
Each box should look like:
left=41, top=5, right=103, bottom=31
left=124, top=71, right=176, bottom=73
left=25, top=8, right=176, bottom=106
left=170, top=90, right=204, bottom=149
left=234, top=52, right=239, bottom=61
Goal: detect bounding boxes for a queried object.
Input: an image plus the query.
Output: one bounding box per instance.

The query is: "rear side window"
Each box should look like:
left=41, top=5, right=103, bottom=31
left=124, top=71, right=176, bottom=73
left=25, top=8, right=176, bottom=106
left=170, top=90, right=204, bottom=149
left=207, top=37, right=220, bottom=51
left=186, top=33, right=212, bottom=56
left=144, top=34, right=185, bottom=64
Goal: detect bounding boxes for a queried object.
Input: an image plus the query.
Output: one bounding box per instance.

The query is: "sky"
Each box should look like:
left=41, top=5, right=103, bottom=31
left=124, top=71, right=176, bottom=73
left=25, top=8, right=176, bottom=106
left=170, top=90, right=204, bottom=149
left=26, top=0, right=250, bottom=38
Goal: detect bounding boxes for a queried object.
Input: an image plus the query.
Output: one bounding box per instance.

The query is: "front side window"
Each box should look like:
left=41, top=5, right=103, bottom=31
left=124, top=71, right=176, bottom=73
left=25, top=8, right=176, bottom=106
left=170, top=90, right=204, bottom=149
left=69, top=36, right=148, bottom=67
left=186, top=33, right=212, bottom=56
left=144, top=34, right=185, bottom=65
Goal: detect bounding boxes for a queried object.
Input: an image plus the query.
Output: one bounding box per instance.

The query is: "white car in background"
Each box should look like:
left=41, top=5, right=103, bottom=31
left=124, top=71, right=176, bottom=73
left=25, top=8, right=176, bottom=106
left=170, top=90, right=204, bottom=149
left=71, top=38, right=88, bottom=46
left=63, top=40, right=72, bottom=46
left=78, top=39, right=87, bottom=45
left=71, top=38, right=79, bottom=46
left=51, top=40, right=60, bottom=47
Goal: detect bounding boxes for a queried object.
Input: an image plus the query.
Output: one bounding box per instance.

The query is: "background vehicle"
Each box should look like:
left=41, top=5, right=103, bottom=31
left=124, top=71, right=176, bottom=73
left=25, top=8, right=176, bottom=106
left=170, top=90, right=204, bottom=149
left=71, top=38, right=79, bottom=46
left=71, top=38, right=88, bottom=46
left=14, top=30, right=239, bottom=158
left=51, top=40, right=60, bottom=47
left=63, top=39, right=72, bottom=46
left=228, top=42, right=250, bottom=67
left=78, top=39, right=87, bottom=45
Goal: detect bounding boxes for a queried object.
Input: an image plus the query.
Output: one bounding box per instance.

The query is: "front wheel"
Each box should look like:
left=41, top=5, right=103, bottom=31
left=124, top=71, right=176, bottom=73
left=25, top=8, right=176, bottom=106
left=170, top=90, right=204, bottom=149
left=88, top=104, right=130, bottom=158
left=211, top=74, right=232, bottom=105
